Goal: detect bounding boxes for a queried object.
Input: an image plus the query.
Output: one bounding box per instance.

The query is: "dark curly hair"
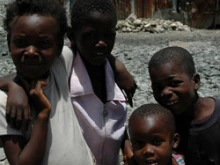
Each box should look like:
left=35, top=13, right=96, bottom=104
left=148, top=46, right=196, bottom=78
left=4, top=0, right=67, bottom=53
left=70, top=0, right=117, bottom=32
left=129, top=104, right=176, bottom=135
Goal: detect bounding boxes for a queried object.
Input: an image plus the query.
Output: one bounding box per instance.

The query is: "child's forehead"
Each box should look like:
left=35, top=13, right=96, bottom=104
left=130, top=115, right=172, bottom=136
left=151, top=61, right=182, bottom=73
left=10, top=15, right=59, bottom=38
left=83, top=11, right=117, bottom=24
left=131, top=115, right=163, bottom=127
left=11, top=14, right=56, bottom=26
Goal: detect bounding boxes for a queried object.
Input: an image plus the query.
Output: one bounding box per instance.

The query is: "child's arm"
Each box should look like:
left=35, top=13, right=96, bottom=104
left=0, top=73, right=16, bottom=91
left=108, top=55, right=137, bottom=107
left=1, top=80, right=51, bottom=165
left=0, top=74, right=31, bottom=130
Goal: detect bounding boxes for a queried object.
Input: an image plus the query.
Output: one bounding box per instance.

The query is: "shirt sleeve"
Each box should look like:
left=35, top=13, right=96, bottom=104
left=0, top=90, right=22, bottom=136
left=60, top=45, right=75, bottom=77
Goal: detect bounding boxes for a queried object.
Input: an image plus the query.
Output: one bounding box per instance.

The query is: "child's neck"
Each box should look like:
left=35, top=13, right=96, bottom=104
left=192, top=97, right=215, bottom=122
left=177, top=97, right=215, bottom=123
left=81, top=56, right=107, bottom=103
left=15, top=72, right=49, bottom=87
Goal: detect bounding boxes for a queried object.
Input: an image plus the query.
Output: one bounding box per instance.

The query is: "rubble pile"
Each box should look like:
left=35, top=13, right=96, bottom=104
left=116, top=14, right=191, bottom=33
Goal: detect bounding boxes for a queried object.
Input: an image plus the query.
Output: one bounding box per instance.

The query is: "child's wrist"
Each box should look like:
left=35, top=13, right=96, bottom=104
left=37, top=109, right=51, bottom=120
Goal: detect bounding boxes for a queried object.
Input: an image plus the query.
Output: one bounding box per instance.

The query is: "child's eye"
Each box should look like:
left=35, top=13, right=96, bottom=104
left=132, top=140, right=145, bottom=149
left=12, top=39, right=27, bottom=48
left=83, top=32, right=97, bottom=39
left=38, top=40, right=53, bottom=49
left=104, top=32, right=116, bottom=40
left=170, top=81, right=181, bottom=87
left=152, top=138, right=163, bottom=146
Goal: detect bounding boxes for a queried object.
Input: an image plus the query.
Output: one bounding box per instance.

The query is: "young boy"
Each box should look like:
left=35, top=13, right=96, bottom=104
left=148, top=46, right=219, bottom=164
left=128, top=104, right=184, bottom=165
left=66, top=0, right=133, bottom=164
left=0, top=0, right=95, bottom=164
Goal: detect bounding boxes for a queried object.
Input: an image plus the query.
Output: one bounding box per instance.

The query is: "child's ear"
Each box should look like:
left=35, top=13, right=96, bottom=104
left=192, top=73, right=200, bottom=90
left=172, top=133, right=180, bottom=149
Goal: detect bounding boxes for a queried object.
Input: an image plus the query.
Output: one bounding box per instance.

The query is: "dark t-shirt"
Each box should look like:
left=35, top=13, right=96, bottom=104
left=186, top=98, right=220, bottom=165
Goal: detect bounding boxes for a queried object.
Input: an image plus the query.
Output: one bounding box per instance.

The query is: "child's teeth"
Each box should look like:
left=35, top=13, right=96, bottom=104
left=167, top=100, right=178, bottom=105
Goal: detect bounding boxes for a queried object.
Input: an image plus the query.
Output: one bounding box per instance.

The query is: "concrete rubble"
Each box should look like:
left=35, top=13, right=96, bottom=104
left=116, top=13, right=191, bottom=33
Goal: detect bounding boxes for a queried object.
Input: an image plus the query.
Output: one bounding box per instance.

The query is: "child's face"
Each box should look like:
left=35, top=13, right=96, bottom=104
left=149, top=61, right=199, bottom=115
left=74, top=11, right=116, bottom=65
left=129, top=116, right=176, bottom=165
left=9, top=14, right=59, bottom=80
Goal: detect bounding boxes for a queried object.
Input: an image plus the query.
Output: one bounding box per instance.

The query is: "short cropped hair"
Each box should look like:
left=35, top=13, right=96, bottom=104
left=129, top=104, right=176, bottom=134
left=70, top=0, right=117, bottom=31
left=148, top=46, right=196, bottom=77
left=4, top=0, right=67, bottom=42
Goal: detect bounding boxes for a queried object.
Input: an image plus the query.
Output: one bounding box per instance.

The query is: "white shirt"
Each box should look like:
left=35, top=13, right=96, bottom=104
left=70, top=52, right=127, bottom=165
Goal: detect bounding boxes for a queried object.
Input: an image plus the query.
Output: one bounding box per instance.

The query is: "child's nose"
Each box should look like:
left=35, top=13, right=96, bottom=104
left=24, top=46, right=39, bottom=57
left=143, top=144, right=154, bottom=157
left=95, top=40, right=107, bottom=47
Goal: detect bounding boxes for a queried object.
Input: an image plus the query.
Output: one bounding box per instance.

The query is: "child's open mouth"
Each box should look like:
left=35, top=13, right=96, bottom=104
left=166, top=100, right=178, bottom=106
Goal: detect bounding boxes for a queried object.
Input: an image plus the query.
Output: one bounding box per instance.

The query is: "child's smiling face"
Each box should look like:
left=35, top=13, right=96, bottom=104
left=129, top=116, right=178, bottom=165
left=9, top=14, right=59, bottom=80
left=74, top=11, right=117, bottom=65
left=149, top=61, right=200, bottom=115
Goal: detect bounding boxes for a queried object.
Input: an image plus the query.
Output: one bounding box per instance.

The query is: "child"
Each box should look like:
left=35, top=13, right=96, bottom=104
left=128, top=104, right=185, bottom=165
left=0, top=0, right=95, bottom=164
left=67, top=0, right=133, bottom=164
left=1, top=0, right=135, bottom=164
left=148, top=46, right=220, bottom=164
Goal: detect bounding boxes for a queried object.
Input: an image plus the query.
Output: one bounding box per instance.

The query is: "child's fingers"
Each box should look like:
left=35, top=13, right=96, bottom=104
left=6, top=105, right=11, bottom=124
left=126, top=92, right=133, bottom=107
left=15, top=107, right=22, bottom=129
left=9, top=106, right=16, bottom=128
left=23, top=107, right=32, bottom=131
left=29, top=81, right=47, bottom=96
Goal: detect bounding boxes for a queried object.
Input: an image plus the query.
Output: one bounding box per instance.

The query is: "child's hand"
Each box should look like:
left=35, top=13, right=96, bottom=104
left=29, top=81, right=51, bottom=115
left=108, top=55, right=137, bottom=107
left=6, top=80, right=31, bottom=130
left=117, top=73, right=137, bottom=107
left=114, top=62, right=137, bottom=107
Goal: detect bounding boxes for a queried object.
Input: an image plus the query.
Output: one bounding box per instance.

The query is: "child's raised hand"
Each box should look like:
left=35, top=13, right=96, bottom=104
left=29, top=80, right=51, bottom=115
left=6, top=79, right=31, bottom=130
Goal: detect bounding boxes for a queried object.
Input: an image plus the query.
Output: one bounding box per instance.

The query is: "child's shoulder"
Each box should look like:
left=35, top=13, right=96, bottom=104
left=191, top=97, right=220, bottom=131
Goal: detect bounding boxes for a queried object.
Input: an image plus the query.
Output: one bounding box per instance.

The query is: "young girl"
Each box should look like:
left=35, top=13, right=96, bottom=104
left=128, top=104, right=185, bottom=165
left=0, top=0, right=95, bottom=164
left=148, top=46, right=220, bottom=164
